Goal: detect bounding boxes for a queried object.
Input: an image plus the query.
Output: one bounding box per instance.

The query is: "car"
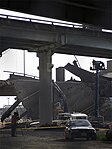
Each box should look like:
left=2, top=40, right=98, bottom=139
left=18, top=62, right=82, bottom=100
left=29, top=121, right=40, bottom=127
left=64, top=119, right=96, bottom=140
left=70, top=112, right=88, bottom=120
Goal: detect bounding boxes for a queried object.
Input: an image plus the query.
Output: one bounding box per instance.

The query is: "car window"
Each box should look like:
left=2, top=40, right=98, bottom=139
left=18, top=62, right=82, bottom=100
left=75, top=117, right=87, bottom=119
left=71, top=120, right=91, bottom=127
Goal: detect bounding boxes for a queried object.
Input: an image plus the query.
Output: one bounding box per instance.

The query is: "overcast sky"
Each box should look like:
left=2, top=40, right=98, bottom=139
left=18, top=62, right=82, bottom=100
left=0, top=9, right=110, bottom=108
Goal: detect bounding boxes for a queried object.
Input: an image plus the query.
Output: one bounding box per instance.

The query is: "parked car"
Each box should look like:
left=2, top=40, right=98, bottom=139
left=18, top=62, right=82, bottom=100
left=64, top=119, right=96, bottom=140
left=29, top=121, right=40, bottom=127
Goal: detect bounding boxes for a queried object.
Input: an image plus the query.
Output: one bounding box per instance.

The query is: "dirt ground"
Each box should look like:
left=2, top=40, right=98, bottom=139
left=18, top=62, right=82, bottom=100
left=0, top=128, right=112, bottom=149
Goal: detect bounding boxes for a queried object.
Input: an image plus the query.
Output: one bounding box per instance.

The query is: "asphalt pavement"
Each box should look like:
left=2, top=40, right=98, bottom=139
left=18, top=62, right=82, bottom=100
left=0, top=128, right=112, bottom=149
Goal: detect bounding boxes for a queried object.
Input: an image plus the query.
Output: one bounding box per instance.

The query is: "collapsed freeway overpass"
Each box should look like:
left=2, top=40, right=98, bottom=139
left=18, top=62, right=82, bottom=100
left=0, top=0, right=112, bottom=124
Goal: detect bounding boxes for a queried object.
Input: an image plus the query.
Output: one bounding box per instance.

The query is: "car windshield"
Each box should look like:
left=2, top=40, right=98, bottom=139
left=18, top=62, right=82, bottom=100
left=70, top=120, right=91, bottom=127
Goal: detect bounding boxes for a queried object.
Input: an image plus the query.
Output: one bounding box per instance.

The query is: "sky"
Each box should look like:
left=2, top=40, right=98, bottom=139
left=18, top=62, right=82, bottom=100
left=0, top=9, right=111, bottom=108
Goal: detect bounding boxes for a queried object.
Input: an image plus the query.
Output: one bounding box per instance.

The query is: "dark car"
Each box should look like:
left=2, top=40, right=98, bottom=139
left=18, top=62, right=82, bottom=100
left=64, top=119, right=96, bottom=140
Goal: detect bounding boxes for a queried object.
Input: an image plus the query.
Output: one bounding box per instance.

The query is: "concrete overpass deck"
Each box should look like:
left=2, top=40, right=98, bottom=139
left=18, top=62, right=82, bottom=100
left=0, top=13, right=112, bottom=58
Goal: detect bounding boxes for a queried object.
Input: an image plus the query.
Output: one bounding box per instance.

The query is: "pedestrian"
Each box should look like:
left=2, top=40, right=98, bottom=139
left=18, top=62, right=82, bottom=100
left=11, top=112, right=19, bottom=137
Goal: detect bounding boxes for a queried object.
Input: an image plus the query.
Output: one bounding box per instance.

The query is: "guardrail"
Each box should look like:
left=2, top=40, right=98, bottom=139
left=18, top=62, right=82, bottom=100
left=4, top=70, right=39, bottom=79
left=0, top=13, right=82, bottom=27
left=0, top=13, right=102, bottom=32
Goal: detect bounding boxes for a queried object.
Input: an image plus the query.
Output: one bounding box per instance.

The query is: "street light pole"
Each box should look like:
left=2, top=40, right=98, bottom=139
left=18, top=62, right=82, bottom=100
left=90, top=60, right=105, bottom=117
left=95, top=67, right=99, bottom=117
left=7, top=98, right=10, bottom=106
left=23, top=50, right=25, bottom=76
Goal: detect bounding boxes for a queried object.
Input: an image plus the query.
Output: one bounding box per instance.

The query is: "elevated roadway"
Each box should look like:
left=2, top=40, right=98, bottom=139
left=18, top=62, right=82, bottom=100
left=0, top=15, right=112, bottom=58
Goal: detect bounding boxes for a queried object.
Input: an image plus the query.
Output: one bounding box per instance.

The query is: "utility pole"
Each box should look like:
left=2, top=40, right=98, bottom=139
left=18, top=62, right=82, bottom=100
left=23, top=50, right=25, bottom=76
left=90, top=60, right=105, bottom=117
left=7, top=98, right=10, bottom=106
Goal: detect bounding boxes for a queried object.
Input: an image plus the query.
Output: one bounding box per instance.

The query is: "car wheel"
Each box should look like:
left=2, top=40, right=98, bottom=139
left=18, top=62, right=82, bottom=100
left=91, top=135, right=96, bottom=140
left=86, top=137, right=90, bottom=140
left=106, top=130, right=112, bottom=141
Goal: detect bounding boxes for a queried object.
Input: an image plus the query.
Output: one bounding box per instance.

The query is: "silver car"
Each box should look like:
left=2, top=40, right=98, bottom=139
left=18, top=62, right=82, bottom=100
left=64, top=119, right=96, bottom=140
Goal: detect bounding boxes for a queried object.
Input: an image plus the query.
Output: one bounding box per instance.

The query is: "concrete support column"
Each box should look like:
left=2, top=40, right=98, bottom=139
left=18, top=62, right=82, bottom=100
left=38, top=50, right=53, bottom=124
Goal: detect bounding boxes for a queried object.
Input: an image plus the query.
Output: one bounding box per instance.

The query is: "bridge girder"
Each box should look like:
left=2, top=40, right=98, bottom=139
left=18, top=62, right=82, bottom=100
left=0, top=18, right=112, bottom=58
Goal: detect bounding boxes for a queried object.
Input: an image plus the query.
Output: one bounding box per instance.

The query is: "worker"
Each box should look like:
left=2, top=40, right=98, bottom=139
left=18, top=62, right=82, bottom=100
left=11, top=112, right=19, bottom=137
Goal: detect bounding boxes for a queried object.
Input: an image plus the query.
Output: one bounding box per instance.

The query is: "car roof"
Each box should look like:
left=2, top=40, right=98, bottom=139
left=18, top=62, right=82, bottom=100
left=71, top=113, right=88, bottom=117
left=68, top=119, right=90, bottom=123
left=70, top=119, right=88, bottom=121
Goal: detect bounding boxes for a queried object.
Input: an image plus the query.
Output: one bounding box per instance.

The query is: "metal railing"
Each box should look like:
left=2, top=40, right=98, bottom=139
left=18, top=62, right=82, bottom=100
left=4, top=70, right=39, bottom=79
left=0, top=13, right=103, bottom=32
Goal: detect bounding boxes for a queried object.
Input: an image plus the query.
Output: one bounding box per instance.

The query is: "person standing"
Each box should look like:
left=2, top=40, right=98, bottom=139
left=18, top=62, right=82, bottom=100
left=11, top=112, right=19, bottom=137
